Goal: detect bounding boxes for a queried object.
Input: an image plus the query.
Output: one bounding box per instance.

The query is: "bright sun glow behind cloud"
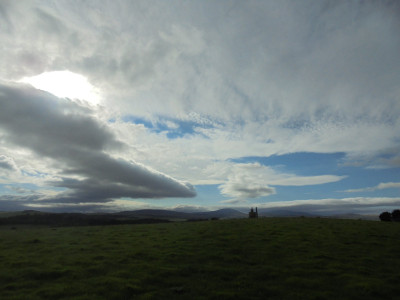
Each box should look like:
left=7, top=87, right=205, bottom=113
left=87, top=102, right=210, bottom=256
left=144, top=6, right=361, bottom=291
left=20, top=71, right=101, bottom=105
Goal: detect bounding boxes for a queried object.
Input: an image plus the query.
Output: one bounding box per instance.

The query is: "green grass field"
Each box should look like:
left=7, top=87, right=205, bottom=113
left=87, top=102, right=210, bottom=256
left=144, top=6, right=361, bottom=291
left=1, top=218, right=400, bottom=299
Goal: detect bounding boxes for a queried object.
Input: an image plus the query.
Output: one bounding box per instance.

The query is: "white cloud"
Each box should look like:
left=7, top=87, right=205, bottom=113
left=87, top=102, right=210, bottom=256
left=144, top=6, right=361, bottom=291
left=218, top=162, right=344, bottom=200
left=345, top=182, right=400, bottom=193
left=377, top=182, right=400, bottom=190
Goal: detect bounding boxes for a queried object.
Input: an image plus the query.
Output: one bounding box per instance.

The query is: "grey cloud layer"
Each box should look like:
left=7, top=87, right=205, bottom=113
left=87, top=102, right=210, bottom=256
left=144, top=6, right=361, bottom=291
left=0, top=155, right=18, bottom=171
left=2, top=1, right=399, bottom=124
left=0, top=83, right=196, bottom=203
left=1, top=1, right=398, bottom=157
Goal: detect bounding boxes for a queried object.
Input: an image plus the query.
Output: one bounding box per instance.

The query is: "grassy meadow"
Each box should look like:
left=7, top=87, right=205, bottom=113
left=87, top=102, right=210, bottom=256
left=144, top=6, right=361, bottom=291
left=1, top=217, right=400, bottom=299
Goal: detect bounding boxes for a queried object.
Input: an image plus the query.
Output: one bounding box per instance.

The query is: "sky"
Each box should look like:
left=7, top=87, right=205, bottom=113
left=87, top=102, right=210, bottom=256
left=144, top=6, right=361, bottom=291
left=0, top=0, right=399, bottom=215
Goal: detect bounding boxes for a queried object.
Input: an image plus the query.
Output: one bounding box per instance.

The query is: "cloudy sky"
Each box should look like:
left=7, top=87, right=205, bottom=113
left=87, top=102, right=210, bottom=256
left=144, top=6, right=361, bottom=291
left=0, top=0, right=399, bottom=214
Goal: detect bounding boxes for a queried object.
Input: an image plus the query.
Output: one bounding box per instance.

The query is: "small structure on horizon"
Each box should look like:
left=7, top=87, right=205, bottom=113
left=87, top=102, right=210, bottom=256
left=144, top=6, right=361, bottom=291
left=249, top=207, right=258, bottom=218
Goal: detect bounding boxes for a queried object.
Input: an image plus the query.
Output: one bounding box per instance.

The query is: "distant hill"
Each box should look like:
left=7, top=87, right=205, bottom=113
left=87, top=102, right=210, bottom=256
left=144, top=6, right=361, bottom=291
left=0, top=208, right=247, bottom=226
left=257, top=208, right=315, bottom=217
left=0, top=208, right=379, bottom=226
left=0, top=210, right=50, bottom=218
left=114, top=209, right=189, bottom=220
left=114, top=208, right=247, bottom=220
left=188, top=208, right=247, bottom=220
left=256, top=209, right=378, bottom=220
left=0, top=211, right=172, bottom=226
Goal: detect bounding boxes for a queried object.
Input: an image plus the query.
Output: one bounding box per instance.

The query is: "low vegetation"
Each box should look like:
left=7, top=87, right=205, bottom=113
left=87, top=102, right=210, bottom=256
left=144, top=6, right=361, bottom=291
left=1, top=218, right=400, bottom=299
left=379, top=209, right=400, bottom=222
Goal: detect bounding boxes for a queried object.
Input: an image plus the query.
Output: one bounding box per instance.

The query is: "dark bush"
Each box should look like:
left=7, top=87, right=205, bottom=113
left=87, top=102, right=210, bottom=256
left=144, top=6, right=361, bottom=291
left=391, top=209, right=400, bottom=221
left=379, top=211, right=392, bottom=222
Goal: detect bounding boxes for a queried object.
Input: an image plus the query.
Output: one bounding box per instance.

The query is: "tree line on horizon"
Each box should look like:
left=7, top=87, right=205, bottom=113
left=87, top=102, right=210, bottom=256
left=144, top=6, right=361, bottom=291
left=379, top=209, right=400, bottom=222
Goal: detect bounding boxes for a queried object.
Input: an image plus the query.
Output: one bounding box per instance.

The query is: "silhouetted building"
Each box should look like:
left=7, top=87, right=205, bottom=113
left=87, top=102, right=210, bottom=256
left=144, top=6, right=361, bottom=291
left=249, top=207, right=258, bottom=218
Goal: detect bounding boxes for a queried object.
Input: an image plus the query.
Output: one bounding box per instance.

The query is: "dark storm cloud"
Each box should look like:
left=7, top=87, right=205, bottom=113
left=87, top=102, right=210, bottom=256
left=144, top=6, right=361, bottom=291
left=0, top=82, right=196, bottom=202
left=0, top=194, right=43, bottom=211
left=52, top=174, right=196, bottom=202
left=0, top=83, right=119, bottom=155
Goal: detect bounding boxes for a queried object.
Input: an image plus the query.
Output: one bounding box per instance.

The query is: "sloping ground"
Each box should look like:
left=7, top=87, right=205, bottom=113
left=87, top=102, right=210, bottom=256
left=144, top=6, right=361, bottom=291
left=0, top=210, right=50, bottom=218
left=1, top=218, right=399, bottom=299
left=0, top=212, right=171, bottom=226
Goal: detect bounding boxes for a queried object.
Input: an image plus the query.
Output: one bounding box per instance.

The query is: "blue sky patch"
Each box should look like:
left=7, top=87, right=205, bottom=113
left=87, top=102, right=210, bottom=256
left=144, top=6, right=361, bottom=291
left=122, top=115, right=215, bottom=139
left=230, top=152, right=346, bottom=175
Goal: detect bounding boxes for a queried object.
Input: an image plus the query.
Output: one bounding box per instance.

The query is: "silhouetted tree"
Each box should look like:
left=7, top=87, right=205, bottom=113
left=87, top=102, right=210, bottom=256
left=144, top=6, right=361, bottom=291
left=391, top=209, right=400, bottom=221
left=379, top=211, right=392, bottom=222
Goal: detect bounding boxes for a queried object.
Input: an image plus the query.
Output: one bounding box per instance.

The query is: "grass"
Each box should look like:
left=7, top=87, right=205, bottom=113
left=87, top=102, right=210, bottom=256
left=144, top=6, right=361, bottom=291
left=1, top=217, right=400, bottom=299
